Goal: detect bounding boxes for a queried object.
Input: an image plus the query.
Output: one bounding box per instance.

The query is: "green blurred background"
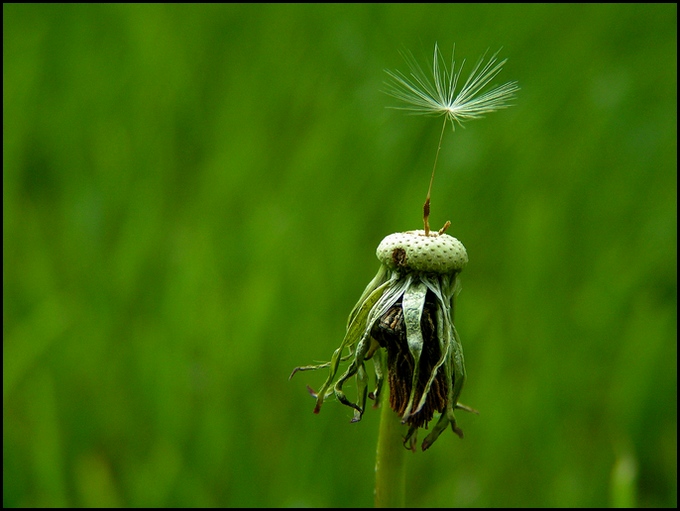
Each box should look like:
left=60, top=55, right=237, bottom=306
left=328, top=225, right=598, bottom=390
left=3, top=4, right=676, bottom=507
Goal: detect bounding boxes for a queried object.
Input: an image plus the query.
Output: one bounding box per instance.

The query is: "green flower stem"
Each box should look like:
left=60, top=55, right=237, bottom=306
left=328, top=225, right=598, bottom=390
left=374, top=392, right=406, bottom=508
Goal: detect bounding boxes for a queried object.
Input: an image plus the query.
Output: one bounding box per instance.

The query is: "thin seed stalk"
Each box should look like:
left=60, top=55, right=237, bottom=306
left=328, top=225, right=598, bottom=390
left=423, top=118, right=448, bottom=235
left=374, top=389, right=406, bottom=508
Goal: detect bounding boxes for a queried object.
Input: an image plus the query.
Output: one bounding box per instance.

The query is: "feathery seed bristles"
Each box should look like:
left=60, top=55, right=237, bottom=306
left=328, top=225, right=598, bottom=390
left=384, top=43, right=519, bottom=129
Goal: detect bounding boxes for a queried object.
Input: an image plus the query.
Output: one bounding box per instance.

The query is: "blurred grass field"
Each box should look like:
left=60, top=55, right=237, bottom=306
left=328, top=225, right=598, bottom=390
left=3, top=4, right=676, bottom=507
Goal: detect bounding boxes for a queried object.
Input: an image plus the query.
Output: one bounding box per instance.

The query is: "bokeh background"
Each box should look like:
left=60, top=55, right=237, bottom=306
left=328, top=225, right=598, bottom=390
left=3, top=4, right=676, bottom=508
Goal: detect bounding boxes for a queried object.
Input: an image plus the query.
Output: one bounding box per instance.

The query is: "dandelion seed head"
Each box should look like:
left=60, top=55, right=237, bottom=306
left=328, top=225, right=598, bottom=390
left=384, top=43, right=519, bottom=130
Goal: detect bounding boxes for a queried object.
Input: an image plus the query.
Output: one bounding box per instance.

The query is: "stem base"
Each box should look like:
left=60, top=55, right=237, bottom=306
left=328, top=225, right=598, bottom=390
left=375, top=396, right=406, bottom=508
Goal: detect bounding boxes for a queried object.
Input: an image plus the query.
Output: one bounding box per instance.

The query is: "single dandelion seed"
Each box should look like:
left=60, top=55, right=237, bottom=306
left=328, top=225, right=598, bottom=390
left=383, top=43, right=519, bottom=234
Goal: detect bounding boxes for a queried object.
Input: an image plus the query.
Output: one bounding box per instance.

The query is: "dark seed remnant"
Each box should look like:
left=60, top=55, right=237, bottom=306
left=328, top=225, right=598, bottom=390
left=391, top=247, right=408, bottom=268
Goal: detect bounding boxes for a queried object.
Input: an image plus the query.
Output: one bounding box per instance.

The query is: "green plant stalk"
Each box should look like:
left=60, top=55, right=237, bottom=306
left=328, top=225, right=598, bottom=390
left=374, top=392, right=406, bottom=508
